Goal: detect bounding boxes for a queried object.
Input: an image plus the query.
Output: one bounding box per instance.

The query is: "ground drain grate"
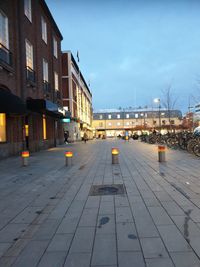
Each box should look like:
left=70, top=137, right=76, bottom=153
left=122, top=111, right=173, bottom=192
left=89, top=184, right=126, bottom=196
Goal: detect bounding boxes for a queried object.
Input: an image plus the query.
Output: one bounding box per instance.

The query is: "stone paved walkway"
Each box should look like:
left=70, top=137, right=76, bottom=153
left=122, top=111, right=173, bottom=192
left=1, top=139, right=200, bottom=266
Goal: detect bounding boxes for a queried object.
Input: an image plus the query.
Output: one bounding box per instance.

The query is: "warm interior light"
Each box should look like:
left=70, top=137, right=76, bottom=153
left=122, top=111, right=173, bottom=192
left=43, top=115, right=47, bottom=140
left=0, top=113, right=6, bottom=142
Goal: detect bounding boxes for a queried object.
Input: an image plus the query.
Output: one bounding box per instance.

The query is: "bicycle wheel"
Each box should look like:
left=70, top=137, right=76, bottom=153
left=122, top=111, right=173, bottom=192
left=187, top=140, right=198, bottom=154
left=193, top=144, right=200, bottom=157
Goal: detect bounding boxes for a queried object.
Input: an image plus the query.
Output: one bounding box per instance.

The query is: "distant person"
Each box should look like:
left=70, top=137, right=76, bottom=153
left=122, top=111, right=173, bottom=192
left=64, top=131, right=69, bottom=144
left=83, top=132, right=88, bottom=143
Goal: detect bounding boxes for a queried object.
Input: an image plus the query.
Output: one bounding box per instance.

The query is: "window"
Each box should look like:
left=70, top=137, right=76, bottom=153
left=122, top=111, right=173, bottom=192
left=43, top=59, right=48, bottom=82
left=53, top=37, right=57, bottom=58
left=108, top=114, right=111, bottom=119
left=41, top=16, right=47, bottom=43
left=162, top=120, right=166, bottom=125
left=140, top=113, right=144, bottom=116
left=117, top=114, right=120, bottom=119
left=24, top=0, right=32, bottom=22
left=135, top=114, right=138, bottom=118
left=0, top=10, right=9, bottom=48
left=126, top=122, right=130, bottom=126
left=108, top=122, right=112, bottom=126
left=99, top=115, right=103, bottom=119
left=25, top=39, right=33, bottom=69
left=43, top=115, right=47, bottom=140
left=99, top=122, right=103, bottom=127
left=170, top=120, right=175, bottom=125
left=54, top=71, right=58, bottom=90
left=126, top=114, right=129, bottom=118
left=0, top=113, right=6, bottom=142
left=117, top=122, right=120, bottom=126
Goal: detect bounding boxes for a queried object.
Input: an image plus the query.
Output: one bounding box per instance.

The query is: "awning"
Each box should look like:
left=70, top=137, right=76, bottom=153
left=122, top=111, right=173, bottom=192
left=0, top=89, right=27, bottom=114
left=27, top=99, right=68, bottom=118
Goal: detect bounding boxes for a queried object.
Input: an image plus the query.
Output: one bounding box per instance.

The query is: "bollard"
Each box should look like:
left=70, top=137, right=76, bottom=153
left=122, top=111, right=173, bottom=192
left=112, top=148, right=119, bottom=164
left=65, top=151, right=73, bottom=166
left=125, top=136, right=128, bottom=141
left=158, top=145, right=166, bottom=162
left=21, top=151, right=29, bottom=166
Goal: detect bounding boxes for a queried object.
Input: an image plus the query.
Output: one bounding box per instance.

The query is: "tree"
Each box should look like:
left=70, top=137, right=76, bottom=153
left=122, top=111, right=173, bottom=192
left=162, top=85, right=178, bottom=131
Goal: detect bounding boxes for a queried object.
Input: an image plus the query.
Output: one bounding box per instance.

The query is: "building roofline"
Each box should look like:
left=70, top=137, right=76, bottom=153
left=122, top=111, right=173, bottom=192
left=41, top=0, right=63, bottom=40
left=69, top=52, right=92, bottom=97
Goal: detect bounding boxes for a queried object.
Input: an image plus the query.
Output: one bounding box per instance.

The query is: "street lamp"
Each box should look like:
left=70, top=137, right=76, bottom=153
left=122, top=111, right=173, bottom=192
left=154, top=98, right=161, bottom=131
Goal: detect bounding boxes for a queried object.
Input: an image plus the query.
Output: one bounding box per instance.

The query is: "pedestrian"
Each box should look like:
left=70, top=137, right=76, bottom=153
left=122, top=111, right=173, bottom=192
left=64, top=130, right=69, bottom=144
left=83, top=132, right=88, bottom=143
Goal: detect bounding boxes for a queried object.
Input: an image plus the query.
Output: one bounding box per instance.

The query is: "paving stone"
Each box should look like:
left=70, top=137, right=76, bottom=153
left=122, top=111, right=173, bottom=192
left=148, top=206, right=173, bottom=225
left=99, top=200, right=115, bottom=215
left=56, top=213, right=80, bottom=234
left=63, top=252, right=91, bottom=267
left=32, top=219, right=60, bottom=240
left=37, top=251, right=66, bottom=267
left=146, top=258, right=174, bottom=267
left=116, top=222, right=140, bottom=251
left=70, top=227, right=95, bottom=253
left=0, top=223, right=28, bottom=243
left=118, top=251, right=145, bottom=267
left=116, top=207, right=133, bottom=223
left=47, top=233, right=73, bottom=252
left=0, top=242, right=11, bottom=257
left=115, top=195, right=129, bottom=207
left=85, top=196, right=100, bottom=208
left=96, top=215, right=115, bottom=234
left=91, top=234, right=117, bottom=266
left=161, top=201, right=185, bottom=216
left=140, top=237, right=169, bottom=259
left=158, top=225, right=192, bottom=252
left=170, top=251, right=200, bottom=267
left=79, top=208, right=99, bottom=227
left=11, top=240, right=49, bottom=267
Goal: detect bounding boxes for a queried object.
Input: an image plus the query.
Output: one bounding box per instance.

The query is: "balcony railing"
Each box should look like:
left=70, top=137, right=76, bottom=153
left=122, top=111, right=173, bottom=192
left=0, top=43, right=12, bottom=66
left=43, top=80, right=51, bottom=94
left=26, top=66, right=36, bottom=83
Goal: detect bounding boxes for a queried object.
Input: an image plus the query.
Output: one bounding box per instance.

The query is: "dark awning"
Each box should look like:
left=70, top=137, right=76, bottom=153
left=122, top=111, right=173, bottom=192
left=27, top=99, right=67, bottom=118
left=0, top=89, right=27, bottom=114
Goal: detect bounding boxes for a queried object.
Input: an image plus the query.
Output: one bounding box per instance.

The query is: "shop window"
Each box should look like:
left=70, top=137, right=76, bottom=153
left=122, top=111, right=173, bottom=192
left=0, top=113, right=6, bottom=142
left=42, top=115, right=47, bottom=140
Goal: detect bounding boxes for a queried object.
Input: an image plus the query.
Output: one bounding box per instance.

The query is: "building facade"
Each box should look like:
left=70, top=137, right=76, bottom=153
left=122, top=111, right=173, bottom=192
left=0, top=0, right=66, bottom=159
left=93, top=108, right=182, bottom=137
left=62, top=51, right=93, bottom=141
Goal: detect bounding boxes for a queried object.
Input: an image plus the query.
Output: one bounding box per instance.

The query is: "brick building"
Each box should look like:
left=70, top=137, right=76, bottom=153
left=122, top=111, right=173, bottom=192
left=93, top=108, right=182, bottom=137
left=0, top=0, right=66, bottom=159
left=62, top=51, right=93, bottom=141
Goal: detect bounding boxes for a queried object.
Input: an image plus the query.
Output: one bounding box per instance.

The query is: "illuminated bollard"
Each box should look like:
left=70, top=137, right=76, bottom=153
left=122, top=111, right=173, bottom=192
left=112, top=148, right=119, bottom=164
left=158, top=145, right=166, bottom=162
left=65, top=151, right=73, bottom=166
left=21, top=151, right=29, bottom=166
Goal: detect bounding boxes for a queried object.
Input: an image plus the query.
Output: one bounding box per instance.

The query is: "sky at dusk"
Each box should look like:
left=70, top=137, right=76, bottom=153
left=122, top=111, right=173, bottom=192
left=46, top=0, right=200, bottom=113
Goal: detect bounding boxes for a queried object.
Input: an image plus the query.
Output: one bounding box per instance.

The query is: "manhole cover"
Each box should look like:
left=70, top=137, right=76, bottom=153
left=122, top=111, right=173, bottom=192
left=89, top=184, right=126, bottom=196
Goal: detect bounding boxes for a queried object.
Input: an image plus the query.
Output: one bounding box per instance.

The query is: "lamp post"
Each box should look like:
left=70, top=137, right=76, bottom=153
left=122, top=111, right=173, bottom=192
left=154, top=98, right=161, bottom=132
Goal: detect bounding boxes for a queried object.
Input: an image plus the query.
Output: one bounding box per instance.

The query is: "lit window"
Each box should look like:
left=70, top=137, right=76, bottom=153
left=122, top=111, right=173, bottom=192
left=117, top=114, right=120, bottom=119
left=43, top=115, right=47, bottom=140
left=108, top=114, right=111, bottom=119
left=161, top=112, right=165, bottom=116
left=0, top=10, right=9, bottom=49
left=117, top=122, right=120, bottom=126
left=99, top=115, right=103, bottom=119
left=140, top=113, right=144, bottom=116
left=0, top=113, right=6, bottom=142
left=41, top=16, right=47, bottom=43
left=53, top=37, right=57, bottom=58
left=108, top=122, right=112, bottom=126
left=126, top=122, right=130, bottom=126
left=135, top=114, right=138, bottom=118
left=43, top=59, right=48, bottom=82
left=54, top=71, right=58, bottom=90
left=126, top=114, right=129, bottom=118
left=24, top=0, right=32, bottom=22
left=25, top=39, right=33, bottom=69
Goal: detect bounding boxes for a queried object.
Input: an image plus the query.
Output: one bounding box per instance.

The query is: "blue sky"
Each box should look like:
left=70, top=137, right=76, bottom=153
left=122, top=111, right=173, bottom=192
left=46, top=0, right=200, bottom=113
